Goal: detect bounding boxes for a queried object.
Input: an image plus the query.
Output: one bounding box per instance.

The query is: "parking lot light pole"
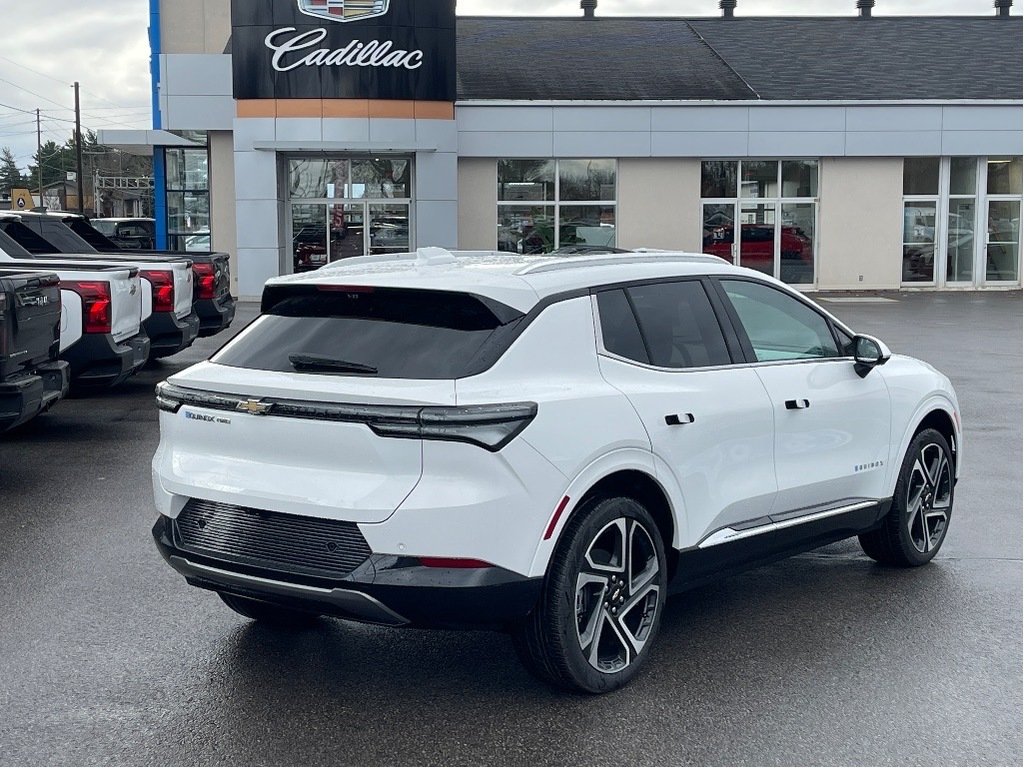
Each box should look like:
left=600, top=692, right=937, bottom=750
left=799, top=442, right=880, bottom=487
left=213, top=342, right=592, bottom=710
left=73, top=81, right=85, bottom=215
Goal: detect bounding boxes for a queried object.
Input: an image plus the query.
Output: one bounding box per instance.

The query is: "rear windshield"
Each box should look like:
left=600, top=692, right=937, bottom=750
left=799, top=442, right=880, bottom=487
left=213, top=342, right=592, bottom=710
left=0, top=221, right=57, bottom=255
left=67, top=219, right=120, bottom=250
left=91, top=220, right=116, bottom=237
left=213, top=287, right=524, bottom=379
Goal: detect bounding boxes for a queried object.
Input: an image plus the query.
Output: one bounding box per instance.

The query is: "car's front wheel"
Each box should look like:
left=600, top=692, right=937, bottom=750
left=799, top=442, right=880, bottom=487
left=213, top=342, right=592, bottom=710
left=859, top=428, right=954, bottom=567
left=219, top=593, right=321, bottom=627
left=513, top=496, right=668, bottom=694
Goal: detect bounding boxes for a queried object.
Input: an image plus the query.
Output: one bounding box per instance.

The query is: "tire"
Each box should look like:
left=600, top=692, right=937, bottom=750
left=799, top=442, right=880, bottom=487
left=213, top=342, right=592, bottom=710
left=859, top=428, right=955, bottom=567
left=219, top=593, right=321, bottom=627
left=512, top=496, right=668, bottom=694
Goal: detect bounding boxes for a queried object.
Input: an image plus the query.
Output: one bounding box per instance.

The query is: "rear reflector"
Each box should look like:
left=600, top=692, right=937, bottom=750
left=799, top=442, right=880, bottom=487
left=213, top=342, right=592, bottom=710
left=63, top=280, right=112, bottom=334
left=141, top=269, right=175, bottom=313
left=418, top=557, right=493, bottom=569
left=544, top=496, right=571, bottom=540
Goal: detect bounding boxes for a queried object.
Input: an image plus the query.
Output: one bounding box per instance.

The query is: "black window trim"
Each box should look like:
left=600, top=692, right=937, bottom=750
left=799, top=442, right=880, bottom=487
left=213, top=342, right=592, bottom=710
left=708, top=275, right=854, bottom=366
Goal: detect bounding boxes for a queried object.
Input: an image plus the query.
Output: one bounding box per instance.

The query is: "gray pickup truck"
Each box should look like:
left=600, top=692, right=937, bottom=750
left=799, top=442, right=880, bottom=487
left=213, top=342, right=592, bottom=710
left=0, top=269, right=70, bottom=432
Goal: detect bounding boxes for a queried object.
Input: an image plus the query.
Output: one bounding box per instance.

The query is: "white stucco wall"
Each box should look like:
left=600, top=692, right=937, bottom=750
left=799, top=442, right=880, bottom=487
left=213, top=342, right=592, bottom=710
left=817, top=157, right=905, bottom=290
left=160, top=0, right=231, bottom=54
left=208, top=130, right=238, bottom=295
left=457, top=159, right=497, bottom=250
left=617, top=158, right=702, bottom=252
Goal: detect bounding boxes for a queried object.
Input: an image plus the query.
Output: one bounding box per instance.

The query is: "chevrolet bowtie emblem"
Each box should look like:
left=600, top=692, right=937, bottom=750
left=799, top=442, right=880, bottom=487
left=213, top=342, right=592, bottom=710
left=236, top=399, right=273, bottom=416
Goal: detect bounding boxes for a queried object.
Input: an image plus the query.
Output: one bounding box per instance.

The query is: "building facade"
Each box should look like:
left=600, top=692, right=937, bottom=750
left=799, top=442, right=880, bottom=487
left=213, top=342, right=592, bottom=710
left=113, top=0, right=1023, bottom=298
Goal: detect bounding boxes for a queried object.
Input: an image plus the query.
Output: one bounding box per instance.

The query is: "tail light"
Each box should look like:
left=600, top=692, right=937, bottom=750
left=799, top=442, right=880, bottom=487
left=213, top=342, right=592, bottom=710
left=192, top=263, right=217, bottom=300
left=141, top=269, right=175, bottom=312
left=155, top=383, right=537, bottom=452
left=64, top=281, right=112, bottom=334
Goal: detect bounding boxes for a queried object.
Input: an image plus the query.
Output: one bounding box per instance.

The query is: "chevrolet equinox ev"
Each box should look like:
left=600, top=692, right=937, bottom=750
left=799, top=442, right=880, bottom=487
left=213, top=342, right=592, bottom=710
left=152, top=249, right=961, bottom=693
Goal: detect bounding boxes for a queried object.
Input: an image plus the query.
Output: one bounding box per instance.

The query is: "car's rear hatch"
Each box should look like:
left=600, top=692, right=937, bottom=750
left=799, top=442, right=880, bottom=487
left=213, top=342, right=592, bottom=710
left=0, top=269, right=62, bottom=377
left=157, top=284, right=528, bottom=523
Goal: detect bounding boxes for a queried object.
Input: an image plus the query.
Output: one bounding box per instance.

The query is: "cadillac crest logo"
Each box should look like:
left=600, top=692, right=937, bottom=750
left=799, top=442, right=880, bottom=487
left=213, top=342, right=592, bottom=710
left=296, top=0, right=391, bottom=23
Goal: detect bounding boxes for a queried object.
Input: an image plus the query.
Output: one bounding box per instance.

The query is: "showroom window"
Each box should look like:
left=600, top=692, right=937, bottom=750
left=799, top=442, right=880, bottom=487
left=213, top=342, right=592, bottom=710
left=701, top=160, right=819, bottom=285
left=903, top=156, right=1022, bottom=287
left=497, top=159, right=616, bottom=253
left=164, top=145, right=210, bottom=252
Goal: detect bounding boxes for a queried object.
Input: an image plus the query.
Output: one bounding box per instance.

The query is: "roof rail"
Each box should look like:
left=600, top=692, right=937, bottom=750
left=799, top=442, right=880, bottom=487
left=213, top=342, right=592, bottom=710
left=514, top=251, right=730, bottom=276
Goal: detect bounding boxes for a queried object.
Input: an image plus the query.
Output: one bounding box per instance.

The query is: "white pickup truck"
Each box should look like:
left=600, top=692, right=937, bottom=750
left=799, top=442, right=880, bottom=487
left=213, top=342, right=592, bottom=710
left=0, top=230, right=150, bottom=388
left=0, top=213, right=199, bottom=360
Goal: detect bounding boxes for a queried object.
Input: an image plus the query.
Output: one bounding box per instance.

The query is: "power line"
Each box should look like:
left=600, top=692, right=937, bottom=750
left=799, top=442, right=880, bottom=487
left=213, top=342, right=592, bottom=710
left=0, top=54, right=67, bottom=86
left=0, top=76, right=69, bottom=110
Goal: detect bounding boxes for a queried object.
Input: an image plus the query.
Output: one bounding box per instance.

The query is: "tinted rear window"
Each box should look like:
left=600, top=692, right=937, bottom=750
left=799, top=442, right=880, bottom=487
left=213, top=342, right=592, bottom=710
left=214, top=287, right=522, bottom=379
left=67, top=220, right=119, bottom=250
left=0, top=221, right=57, bottom=255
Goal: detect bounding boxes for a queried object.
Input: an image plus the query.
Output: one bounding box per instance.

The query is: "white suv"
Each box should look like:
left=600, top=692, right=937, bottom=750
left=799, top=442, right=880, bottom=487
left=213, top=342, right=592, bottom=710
left=152, top=249, right=961, bottom=693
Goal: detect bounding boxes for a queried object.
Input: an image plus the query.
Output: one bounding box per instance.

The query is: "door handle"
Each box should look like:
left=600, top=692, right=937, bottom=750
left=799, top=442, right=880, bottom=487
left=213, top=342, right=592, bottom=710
left=785, top=399, right=811, bottom=410
left=665, top=413, right=695, bottom=426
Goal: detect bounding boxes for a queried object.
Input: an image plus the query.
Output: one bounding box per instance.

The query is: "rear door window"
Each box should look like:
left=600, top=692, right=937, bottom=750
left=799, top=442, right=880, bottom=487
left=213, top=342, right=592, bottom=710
left=213, top=287, right=522, bottom=379
left=596, top=281, right=732, bottom=369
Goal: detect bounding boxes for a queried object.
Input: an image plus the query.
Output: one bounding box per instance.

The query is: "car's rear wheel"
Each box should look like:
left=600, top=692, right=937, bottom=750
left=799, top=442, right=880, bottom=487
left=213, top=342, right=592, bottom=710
left=859, top=428, right=954, bottom=567
left=219, top=593, right=321, bottom=627
left=512, top=496, right=667, bottom=694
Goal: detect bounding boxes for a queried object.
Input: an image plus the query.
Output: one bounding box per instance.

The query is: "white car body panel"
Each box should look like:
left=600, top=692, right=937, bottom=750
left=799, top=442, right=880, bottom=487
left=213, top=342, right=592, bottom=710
left=154, top=361, right=456, bottom=524
left=753, top=358, right=892, bottom=515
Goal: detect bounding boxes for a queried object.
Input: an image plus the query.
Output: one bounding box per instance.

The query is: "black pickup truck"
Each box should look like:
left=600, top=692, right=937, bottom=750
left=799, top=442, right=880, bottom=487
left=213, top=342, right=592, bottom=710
left=4, top=211, right=235, bottom=339
left=0, top=269, right=70, bottom=433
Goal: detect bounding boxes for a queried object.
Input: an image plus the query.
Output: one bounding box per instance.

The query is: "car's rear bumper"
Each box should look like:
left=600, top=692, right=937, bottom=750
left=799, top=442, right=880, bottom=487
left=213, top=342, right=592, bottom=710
left=145, top=310, right=200, bottom=358
left=0, top=361, right=69, bottom=432
left=195, top=295, right=236, bottom=338
left=63, top=332, right=151, bottom=387
left=152, top=515, right=542, bottom=629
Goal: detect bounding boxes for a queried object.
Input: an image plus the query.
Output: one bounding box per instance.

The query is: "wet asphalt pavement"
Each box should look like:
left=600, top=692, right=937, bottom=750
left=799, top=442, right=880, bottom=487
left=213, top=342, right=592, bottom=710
left=0, top=291, right=1021, bottom=766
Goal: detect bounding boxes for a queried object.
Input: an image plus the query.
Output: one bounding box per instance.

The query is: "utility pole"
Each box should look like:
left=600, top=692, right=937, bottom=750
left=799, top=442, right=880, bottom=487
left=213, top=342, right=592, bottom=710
left=35, top=109, right=42, bottom=209
left=73, top=81, right=84, bottom=215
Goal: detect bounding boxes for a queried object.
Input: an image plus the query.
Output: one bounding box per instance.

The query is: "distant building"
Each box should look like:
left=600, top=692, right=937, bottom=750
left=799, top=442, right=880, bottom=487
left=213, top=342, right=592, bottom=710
left=103, top=0, right=1022, bottom=298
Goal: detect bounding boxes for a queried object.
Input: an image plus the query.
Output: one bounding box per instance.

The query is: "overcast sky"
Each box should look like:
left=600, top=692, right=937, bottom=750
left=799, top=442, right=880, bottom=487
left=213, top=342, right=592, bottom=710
left=0, top=0, right=1019, bottom=172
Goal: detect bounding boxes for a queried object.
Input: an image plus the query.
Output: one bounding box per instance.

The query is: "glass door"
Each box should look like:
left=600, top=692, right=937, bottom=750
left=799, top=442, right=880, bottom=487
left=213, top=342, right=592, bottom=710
left=329, top=204, right=366, bottom=263
left=291, top=204, right=328, bottom=273
left=986, top=200, right=1021, bottom=283
left=287, top=155, right=413, bottom=274
left=739, top=203, right=776, bottom=277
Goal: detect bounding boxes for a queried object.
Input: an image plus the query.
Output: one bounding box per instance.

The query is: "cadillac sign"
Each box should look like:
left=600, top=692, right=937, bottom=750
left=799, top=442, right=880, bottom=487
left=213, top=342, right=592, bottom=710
left=296, top=0, right=391, bottom=23
left=231, top=0, right=456, bottom=102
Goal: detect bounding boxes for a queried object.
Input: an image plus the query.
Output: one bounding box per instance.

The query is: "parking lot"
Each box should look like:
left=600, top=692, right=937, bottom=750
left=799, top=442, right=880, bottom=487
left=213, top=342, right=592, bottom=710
left=0, top=291, right=1020, bottom=766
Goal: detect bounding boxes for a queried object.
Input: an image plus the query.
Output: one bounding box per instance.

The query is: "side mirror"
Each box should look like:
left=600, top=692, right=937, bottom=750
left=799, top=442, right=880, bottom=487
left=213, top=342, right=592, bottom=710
left=853, top=334, right=891, bottom=377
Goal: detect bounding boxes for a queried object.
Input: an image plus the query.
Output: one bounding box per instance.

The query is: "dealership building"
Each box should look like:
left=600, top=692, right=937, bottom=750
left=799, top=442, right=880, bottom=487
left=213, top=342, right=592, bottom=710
left=102, top=0, right=1023, bottom=298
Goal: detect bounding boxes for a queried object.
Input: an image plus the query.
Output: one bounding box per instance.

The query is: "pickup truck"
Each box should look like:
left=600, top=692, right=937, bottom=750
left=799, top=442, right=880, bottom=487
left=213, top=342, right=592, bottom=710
left=0, top=213, right=199, bottom=360
left=0, top=230, right=151, bottom=388
left=0, top=269, right=70, bottom=431
left=7, top=211, right=235, bottom=339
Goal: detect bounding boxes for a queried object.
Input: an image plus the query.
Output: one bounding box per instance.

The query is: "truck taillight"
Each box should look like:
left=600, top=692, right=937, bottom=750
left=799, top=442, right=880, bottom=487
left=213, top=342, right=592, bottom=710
left=192, top=263, right=217, bottom=300
left=141, top=270, right=175, bottom=312
left=64, top=281, right=112, bottom=334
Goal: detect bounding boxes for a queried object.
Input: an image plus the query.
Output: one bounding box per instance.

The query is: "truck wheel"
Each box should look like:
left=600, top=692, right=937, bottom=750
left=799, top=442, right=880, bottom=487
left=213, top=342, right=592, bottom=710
left=513, top=496, right=667, bottom=694
left=859, top=428, right=954, bottom=567
left=219, top=593, right=321, bottom=627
